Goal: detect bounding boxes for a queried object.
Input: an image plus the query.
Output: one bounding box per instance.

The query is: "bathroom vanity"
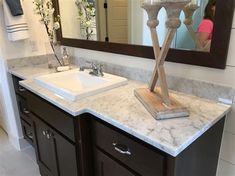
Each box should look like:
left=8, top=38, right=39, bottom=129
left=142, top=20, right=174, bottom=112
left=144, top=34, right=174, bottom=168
left=10, top=64, right=231, bottom=176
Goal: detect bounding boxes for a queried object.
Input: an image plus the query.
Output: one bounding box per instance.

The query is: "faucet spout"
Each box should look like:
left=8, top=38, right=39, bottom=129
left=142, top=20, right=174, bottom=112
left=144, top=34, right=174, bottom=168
left=80, top=62, right=104, bottom=77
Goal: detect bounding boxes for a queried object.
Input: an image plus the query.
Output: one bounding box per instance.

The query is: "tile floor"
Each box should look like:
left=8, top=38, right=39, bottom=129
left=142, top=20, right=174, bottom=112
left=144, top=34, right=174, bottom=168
left=0, top=128, right=41, bottom=176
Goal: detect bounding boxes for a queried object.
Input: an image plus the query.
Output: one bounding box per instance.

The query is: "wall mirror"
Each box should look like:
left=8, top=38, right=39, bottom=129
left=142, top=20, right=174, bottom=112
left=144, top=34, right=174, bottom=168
left=53, top=0, right=234, bottom=69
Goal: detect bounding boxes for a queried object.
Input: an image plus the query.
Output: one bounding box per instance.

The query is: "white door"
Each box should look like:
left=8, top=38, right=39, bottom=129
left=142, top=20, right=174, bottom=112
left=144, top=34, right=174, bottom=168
left=107, top=0, right=128, bottom=43
left=0, top=85, right=6, bottom=131
left=0, top=59, right=8, bottom=132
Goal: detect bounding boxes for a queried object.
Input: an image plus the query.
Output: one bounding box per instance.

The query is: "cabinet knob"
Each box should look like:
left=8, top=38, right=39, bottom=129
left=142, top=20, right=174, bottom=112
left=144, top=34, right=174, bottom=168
left=27, top=132, right=33, bottom=140
left=43, top=130, right=53, bottom=139
left=46, top=133, right=50, bottom=139
left=23, top=108, right=30, bottom=114
left=18, top=86, right=26, bottom=92
left=112, top=142, right=131, bottom=156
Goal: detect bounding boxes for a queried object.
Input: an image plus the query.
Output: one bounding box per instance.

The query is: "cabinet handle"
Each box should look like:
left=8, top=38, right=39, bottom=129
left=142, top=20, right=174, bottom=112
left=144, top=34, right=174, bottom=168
left=19, top=87, right=26, bottom=92
left=43, top=130, right=53, bottom=139
left=49, top=131, right=54, bottom=138
left=23, top=108, right=30, bottom=114
left=112, top=142, right=131, bottom=156
left=27, top=133, right=33, bottom=140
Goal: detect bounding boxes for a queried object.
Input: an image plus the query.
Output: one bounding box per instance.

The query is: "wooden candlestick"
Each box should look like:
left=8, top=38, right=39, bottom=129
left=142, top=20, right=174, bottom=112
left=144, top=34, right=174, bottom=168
left=135, top=1, right=190, bottom=120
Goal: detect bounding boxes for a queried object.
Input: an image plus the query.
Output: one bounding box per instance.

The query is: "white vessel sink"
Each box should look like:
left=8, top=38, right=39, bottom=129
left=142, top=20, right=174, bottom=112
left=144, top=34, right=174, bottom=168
left=34, top=69, right=128, bottom=101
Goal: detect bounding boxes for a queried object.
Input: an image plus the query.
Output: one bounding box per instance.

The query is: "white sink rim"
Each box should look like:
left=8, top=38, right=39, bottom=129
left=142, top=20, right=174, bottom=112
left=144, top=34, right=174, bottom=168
left=33, top=69, right=128, bottom=101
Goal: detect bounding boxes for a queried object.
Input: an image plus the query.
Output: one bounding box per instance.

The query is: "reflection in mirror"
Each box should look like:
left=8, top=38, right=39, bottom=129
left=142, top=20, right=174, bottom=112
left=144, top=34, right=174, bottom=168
left=59, top=0, right=97, bottom=40
left=75, top=0, right=97, bottom=40
left=58, top=0, right=215, bottom=52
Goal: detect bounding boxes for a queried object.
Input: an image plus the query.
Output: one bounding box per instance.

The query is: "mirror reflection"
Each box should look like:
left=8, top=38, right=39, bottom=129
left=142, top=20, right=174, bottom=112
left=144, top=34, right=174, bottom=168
left=58, top=0, right=215, bottom=52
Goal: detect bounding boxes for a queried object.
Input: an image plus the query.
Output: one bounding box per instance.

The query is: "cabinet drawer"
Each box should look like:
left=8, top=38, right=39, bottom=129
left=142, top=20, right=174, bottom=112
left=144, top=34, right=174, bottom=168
left=21, top=119, right=34, bottom=145
left=27, top=91, right=75, bottom=142
left=12, top=75, right=27, bottom=98
left=94, top=148, right=136, bottom=176
left=92, top=120, right=165, bottom=176
left=16, top=95, right=31, bottom=122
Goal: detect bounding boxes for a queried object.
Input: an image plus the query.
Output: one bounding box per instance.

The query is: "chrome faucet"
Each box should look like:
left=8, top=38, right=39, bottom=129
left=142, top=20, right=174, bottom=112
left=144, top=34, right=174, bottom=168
left=80, top=62, right=104, bottom=77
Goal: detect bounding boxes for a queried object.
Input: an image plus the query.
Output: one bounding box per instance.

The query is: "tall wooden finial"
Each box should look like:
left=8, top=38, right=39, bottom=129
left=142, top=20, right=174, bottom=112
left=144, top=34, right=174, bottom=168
left=134, top=0, right=190, bottom=120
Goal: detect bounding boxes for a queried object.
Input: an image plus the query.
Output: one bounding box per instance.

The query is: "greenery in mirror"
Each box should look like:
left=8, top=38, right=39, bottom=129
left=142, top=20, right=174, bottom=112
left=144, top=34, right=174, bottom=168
left=75, top=0, right=96, bottom=40
left=33, top=0, right=62, bottom=66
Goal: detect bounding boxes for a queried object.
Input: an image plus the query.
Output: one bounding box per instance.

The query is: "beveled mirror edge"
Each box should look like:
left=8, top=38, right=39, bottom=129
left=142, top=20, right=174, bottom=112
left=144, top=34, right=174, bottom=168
left=53, top=0, right=235, bottom=69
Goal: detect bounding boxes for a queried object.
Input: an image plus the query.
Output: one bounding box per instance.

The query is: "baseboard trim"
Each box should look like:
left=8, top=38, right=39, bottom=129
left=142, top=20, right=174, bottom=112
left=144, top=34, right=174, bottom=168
left=8, top=134, right=31, bottom=151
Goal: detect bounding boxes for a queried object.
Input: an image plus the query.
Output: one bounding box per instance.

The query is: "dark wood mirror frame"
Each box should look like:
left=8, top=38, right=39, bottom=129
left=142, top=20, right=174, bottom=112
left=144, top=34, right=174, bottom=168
left=53, top=0, right=234, bottom=69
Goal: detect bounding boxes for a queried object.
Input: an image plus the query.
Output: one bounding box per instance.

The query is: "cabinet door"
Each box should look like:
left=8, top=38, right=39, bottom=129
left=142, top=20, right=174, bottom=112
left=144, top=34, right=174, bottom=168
left=33, top=114, right=78, bottom=176
left=94, top=148, right=136, bottom=176
left=52, top=128, right=78, bottom=176
left=33, top=116, right=58, bottom=176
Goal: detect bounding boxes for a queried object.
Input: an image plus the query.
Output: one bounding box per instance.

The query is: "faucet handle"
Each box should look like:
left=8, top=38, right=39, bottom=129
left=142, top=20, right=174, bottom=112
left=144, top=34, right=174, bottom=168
left=85, top=61, right=97, bottom=69
left=97, top=64, right=104, bottom=76
left=97, top=64, right=103, bottom=70
left=91, top=62, right=98, bottom=69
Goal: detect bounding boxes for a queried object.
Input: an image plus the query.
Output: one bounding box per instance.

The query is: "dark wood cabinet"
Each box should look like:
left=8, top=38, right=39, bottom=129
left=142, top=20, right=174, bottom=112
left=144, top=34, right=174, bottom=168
left=90, top=116, right=225, bottom=176
left=92, top=118, right=164, bottom=176
left=12, top=75, right=226, bottom=176
left=16, top=95, right=35, bottom=145
left=94, top=148, right=136, bottom=176
left=12, top=75, right=28, bottom=97
left=32, top=115, right=58, bottom=176
left=20, top=119, right=34, bottom=145
left=12, top=75, right=79, bottom=176
left=27, top=91, right=75, bottom=142
left=12, top=75, right=35, bottom=145
left=32, top=114, right=78, bottom=176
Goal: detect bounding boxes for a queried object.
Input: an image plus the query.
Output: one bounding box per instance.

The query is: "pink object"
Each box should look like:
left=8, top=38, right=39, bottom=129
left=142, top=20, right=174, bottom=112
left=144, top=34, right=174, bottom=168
left=197, top=19, right=214, bottom=39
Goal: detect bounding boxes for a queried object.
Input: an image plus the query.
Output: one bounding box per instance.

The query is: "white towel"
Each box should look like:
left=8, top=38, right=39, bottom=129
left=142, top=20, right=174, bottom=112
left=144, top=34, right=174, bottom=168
left=3, top=0, right=29, bottom=41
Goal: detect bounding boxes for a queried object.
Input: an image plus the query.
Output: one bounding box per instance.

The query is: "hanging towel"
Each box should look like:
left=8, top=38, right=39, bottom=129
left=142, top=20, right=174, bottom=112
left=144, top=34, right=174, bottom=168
left=3, top=0, right=29, bottom=41
left=5, top=0, right=23, bottom=16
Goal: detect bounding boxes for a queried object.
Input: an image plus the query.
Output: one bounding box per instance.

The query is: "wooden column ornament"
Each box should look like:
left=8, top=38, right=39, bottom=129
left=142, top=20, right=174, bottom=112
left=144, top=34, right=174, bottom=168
left=135, top=0, right=190, bottom=120
left=183, top=2, right=201, bottom=49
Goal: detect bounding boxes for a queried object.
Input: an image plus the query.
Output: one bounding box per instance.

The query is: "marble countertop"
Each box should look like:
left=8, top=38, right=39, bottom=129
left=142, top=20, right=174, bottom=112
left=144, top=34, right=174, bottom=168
left=9, top=65, right=231, bottom=157
left=10, top=64, right=56, bottom=80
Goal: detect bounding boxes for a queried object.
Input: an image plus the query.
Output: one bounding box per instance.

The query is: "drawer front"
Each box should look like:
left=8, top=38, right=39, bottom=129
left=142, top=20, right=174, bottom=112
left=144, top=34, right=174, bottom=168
left=94, top=148, right=136, bottom=176
left=16, top=95, right=31, bottom=122
left=92, top=120, right=164, bottom=176
left=27, top=91, right=75, bottom=142
left=12, top=75, right=27, bottom=97
left=21, top=119, right=34, bottom=145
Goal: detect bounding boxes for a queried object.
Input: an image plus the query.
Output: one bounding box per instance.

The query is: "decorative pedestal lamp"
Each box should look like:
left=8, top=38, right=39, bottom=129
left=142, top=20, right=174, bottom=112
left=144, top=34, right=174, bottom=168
left=134, top=0, right=190, bottom=120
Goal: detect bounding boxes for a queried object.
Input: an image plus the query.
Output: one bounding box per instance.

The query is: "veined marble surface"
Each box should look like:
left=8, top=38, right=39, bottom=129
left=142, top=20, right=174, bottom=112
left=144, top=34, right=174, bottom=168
left=9, top=65, right=231, bottom=157
left=7, top=55, right=51, bottom=70
left=9, top=63, right=78, bottom=80
left=9, top=64, right=55, bottom=80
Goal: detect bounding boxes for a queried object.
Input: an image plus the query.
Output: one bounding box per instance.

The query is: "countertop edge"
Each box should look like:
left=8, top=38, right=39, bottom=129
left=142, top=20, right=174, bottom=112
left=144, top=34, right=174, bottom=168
left=10, top=70, right=27, bottom=80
